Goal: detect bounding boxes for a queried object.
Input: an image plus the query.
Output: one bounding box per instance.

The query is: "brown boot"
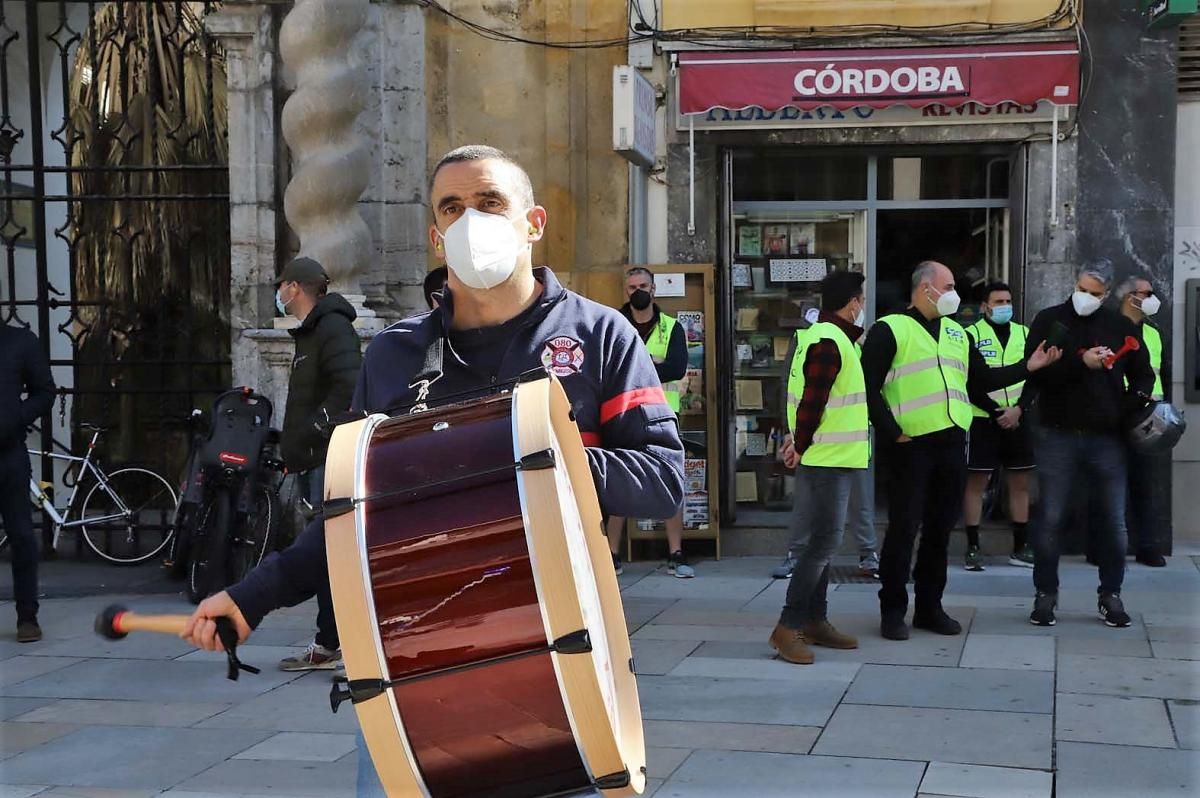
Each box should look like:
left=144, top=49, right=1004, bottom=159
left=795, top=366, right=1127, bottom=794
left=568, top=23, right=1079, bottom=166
left=803, top=620, right=858, bottom=650
left=769, top=623, right=814, bottom=664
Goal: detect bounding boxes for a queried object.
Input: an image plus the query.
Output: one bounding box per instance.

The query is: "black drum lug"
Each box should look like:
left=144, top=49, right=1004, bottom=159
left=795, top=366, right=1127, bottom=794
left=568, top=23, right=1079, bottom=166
left=517, top=448, right=556, bottom=471
left=552, top=628, right=592, bottom=655
left=323, top=497, right=355, bottom=518
left=594, top=769, right=631, bottom=790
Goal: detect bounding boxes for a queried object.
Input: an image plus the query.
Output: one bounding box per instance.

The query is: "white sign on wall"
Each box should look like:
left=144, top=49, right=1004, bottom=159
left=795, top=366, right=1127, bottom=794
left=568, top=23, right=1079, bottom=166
left=614, top=65, right=657, bottom=167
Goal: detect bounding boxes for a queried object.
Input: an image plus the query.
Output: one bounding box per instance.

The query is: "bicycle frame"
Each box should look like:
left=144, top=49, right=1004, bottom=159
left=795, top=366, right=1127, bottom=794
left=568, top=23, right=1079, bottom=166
left=27, top=430, right=133, bottom=550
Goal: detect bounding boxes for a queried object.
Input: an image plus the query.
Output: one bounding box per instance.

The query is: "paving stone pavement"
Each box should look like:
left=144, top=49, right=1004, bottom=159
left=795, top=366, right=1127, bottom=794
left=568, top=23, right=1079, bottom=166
left=1, top=551, right=1198, bottom=797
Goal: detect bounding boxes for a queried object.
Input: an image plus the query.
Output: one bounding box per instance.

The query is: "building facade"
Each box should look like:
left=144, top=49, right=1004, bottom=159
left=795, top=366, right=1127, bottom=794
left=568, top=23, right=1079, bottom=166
left=607, top=0, right=1192, bottom=551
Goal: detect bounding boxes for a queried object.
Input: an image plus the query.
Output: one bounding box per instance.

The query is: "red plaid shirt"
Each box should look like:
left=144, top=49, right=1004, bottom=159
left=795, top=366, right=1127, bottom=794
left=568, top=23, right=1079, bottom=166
left=793, top=311, right=864, bottom=456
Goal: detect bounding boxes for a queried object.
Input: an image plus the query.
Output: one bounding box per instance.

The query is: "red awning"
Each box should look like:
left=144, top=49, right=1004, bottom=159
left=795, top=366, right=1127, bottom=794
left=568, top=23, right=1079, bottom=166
left=678, top=42, right=1080, bottom=114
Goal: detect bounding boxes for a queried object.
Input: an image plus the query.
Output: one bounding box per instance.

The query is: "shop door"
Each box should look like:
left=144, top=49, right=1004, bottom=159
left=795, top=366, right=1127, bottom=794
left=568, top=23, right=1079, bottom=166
left=722, top=150, right=1011, bottom=528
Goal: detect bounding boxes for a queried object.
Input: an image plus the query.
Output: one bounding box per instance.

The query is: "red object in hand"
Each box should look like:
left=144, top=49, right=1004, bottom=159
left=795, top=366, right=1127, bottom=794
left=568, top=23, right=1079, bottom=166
left=1103, top=336, right=1141, bottom=368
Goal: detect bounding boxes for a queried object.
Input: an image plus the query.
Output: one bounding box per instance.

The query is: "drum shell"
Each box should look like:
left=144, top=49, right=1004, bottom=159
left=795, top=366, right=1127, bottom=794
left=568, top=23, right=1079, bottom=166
left=361, top=396, right=589, bottom=797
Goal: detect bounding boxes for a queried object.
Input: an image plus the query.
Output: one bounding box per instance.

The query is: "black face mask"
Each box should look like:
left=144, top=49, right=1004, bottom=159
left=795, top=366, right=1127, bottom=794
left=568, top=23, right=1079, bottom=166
left=630, top=289, right=653, bottom=311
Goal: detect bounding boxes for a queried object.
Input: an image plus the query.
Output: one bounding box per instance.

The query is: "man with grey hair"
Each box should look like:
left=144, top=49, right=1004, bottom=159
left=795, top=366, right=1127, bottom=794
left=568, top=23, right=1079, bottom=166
left=1022, top=261, right=1156, bottom=627
left=861, top=261, right=1061, bottom=641
left=1115, top=274, right=1168, bottom=566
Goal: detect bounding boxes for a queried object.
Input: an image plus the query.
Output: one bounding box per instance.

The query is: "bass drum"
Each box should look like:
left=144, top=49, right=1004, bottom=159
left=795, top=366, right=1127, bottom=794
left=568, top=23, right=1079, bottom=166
left=324, top=375, right=645, bottom=798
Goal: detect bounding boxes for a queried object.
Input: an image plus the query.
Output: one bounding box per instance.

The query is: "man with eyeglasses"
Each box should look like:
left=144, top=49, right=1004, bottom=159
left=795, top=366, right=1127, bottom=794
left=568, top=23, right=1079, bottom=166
left=1116, top=275, right=1169, bottom=567
left=1022, top=262, right=1156, bottom=628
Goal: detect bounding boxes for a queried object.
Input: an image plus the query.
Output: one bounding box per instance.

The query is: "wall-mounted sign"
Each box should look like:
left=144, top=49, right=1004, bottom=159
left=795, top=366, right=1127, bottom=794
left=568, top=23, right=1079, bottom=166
left=678, top=43, right=1080, bottom=114
left=1142, top=0, right=1197, bottom=29
left=613, top=65, right=656, bottom=168
left=1142, top=0, right=1200, bottom=28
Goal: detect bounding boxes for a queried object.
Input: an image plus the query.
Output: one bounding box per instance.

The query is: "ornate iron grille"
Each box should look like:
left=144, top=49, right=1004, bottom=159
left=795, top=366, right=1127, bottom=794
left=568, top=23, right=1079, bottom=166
left=1, top=0, right=231, bottom=543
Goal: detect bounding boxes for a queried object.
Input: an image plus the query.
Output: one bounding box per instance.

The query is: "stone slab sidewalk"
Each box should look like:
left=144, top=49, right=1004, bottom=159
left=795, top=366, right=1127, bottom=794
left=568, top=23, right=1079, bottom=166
left=1, top=550, right=1198, bottom=797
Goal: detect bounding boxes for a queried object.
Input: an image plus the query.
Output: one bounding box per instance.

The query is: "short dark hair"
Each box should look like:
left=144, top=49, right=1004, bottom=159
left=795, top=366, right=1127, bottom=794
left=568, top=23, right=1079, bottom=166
left=625, top=266, right=654, bottom=281
left=423, top=265, right=448, bottom=309
left=430, top=145, right=535, bottom=209
left=983, top=281, right=1012, bottom=302
left=821, top=271, right=866, bottom=312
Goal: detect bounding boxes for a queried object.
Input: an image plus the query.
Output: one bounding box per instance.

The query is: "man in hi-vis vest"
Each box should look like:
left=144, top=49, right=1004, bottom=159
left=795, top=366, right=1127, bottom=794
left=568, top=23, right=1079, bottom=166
left=607, top=267, right=695, bottom=578
left=861, top=261, right=1061, bottom=641
left=769, top=271, right=869, bottom=665
left=961, top=282, right=1037, bottom=572
left=1117, top=275, right=1169, bottom=567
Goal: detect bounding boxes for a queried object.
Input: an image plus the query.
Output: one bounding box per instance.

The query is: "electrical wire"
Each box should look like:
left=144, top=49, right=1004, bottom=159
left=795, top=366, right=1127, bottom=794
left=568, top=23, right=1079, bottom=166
left=417, top=0, right=1080, bottom=52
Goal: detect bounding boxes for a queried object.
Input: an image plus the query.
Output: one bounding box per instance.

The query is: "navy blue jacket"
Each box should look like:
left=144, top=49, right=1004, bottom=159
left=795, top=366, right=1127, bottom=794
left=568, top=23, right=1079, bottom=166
left=0, top=325, right=55, bottom=450
left=228, top=268, right=684, bottom=628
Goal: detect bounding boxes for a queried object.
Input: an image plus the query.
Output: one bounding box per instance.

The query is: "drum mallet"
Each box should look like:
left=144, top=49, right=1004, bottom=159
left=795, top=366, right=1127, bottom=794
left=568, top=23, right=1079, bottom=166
left=95, top=603, right=260, bottom=681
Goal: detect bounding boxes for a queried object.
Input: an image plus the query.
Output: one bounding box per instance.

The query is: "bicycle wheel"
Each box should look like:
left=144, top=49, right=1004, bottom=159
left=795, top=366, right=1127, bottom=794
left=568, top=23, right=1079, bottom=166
left=188, top=489, right=230, bottom=604
left=81, top=467, right=177, bottom=564
left=230, top=486, right=277, bottom=584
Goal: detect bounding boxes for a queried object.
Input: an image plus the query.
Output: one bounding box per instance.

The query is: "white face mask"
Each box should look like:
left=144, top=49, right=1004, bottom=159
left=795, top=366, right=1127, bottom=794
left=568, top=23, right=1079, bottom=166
left=1072, top=291, right=1103, bottom=317
left=928, top=285, right=961, bottom=317
left=854, top=308, right=866, bottom=328
left=437, top=207, right=526, bottom=290
left=1138, top=295, right=1161, bottom=316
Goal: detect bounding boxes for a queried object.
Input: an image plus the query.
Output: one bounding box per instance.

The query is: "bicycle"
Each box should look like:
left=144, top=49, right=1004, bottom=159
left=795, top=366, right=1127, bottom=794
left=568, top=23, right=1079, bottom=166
left=1, top=424, right=178, bottom=564
left=182, top=388, right=283, bottom=604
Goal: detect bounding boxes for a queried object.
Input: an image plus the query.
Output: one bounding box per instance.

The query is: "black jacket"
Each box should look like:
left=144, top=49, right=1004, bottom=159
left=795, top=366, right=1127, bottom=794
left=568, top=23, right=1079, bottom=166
left=0, top=325, right=55, bottom=450
left=1023, top=299, right=1154, bottom=435
left=280, top=294, right=362, bottom=472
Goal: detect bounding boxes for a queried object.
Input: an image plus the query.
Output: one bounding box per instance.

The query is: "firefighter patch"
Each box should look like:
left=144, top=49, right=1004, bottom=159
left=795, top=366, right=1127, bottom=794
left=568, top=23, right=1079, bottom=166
left=541, top=336, right=586, bottom=376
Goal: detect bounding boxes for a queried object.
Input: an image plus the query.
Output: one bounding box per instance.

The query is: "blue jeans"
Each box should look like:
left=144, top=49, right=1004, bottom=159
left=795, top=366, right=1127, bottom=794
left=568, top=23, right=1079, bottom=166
left=786, top=460, right=877, bottom=559
left=356, top=729, right=386, bottom=797
left=1032, top=426, right=1127, bottom=595
left=780, top=465, right=856, bottom=628
left=296, top=466, right=338, bottom=650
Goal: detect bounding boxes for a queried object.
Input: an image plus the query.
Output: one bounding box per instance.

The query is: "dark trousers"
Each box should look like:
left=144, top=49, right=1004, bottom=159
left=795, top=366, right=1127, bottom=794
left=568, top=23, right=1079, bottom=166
left=296, top=466, right=338, bottom=650
left=1, top=445, right=39, bottom=622
left=780, top=465, right=855, bottom=629
left=878, top=437, right=967, bottom=616
left=1032, top=426, right=1126, bottom=596
left=1125, top=446, right=1160, bottom=556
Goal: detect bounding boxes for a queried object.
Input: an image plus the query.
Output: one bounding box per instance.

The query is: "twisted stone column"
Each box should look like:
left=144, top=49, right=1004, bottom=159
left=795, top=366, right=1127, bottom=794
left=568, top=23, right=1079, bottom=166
left=278, top=0, right=379, bottom=329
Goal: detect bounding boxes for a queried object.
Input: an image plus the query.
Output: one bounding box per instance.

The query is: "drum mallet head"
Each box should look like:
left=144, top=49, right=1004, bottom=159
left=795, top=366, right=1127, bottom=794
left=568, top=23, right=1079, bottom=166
left=95, top=604, right=130, bottom=640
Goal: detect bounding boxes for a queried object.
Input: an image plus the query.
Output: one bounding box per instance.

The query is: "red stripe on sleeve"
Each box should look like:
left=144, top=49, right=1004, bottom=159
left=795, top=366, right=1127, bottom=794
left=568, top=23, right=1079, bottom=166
left=580, top=431, right=603, bottom=447
left=599, top=386, right=667, bottom=425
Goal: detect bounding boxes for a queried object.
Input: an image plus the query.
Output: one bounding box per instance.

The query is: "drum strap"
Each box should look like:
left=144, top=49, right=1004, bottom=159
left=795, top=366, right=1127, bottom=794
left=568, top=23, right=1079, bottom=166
left=407, top=334, right=446, bottom=415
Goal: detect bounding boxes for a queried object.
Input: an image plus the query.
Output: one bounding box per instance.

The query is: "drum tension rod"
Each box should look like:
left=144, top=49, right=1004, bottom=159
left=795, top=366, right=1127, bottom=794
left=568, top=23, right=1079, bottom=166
left=328, top=627, right=593, bottom=714
left=322, top=448, right=557, bottom=519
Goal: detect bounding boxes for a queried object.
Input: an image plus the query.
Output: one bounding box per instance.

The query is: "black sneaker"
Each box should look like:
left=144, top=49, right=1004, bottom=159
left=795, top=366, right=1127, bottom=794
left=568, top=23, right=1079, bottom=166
left=1030, top=592, right=1057, bottom=626
left=912, top=607, right=962, bottom=636
left=611, top=552, right=624, bottom=576
left=1098, top=592, right=1131, bottom=628
left=667, top=550, right=695, bottom=579
left=880, top=612, right=909, bottom=641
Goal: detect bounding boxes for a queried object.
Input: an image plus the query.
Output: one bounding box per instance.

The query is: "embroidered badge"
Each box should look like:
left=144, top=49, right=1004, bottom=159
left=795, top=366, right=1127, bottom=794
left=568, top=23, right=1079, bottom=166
left=542, top=336, right=585, bottom=376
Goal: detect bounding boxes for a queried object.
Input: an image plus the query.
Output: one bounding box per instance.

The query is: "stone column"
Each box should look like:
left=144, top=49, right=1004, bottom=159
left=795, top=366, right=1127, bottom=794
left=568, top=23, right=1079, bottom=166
left=207, top=2, right=295, bottom=414
left=277, top=0, right=382, bottom=332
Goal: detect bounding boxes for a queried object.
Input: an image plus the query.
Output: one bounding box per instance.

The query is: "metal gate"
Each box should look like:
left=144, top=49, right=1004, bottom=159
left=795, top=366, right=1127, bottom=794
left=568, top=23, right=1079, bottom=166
left=1, top=0, right=231, bottom=546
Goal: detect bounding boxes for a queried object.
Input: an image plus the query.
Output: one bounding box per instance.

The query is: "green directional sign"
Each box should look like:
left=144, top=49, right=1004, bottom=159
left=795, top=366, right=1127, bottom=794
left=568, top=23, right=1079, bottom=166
left=1141, top=0, right=1198, bottom=29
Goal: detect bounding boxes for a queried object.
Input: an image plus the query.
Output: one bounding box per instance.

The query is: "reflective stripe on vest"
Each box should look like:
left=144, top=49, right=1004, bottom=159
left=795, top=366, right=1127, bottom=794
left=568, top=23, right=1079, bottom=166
left=1124, top=323, right=1165, bottom=401
left=879, top=315, right=973, bottom=437
left=786, top=321, right=869, bottom=469
left=1144, top=324, right=1164, bottom=401
left=643, top=312, right=681, bottom=412
left=966, top=318, right=1027, bottom=417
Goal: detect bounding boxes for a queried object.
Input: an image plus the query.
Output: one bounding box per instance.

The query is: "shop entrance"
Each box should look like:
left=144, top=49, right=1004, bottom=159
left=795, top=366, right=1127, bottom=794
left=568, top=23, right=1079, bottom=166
left=723, top=150, right=1013, bottom=527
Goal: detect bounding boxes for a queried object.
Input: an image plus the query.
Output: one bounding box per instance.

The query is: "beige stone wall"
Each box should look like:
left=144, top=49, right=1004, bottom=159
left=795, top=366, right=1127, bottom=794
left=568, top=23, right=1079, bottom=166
left=425, top=1, right=630, bottom=284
